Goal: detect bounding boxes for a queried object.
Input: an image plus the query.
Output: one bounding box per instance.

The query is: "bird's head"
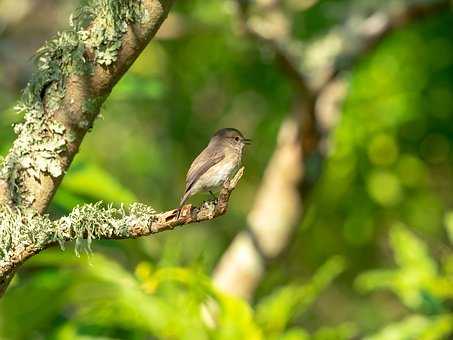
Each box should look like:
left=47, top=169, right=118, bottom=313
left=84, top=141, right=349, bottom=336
left=210, top=128, right=251, bottom=153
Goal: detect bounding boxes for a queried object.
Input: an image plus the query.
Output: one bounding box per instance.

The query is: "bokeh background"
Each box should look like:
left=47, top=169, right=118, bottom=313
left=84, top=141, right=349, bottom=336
left=1, top=0, right=453, bottom=339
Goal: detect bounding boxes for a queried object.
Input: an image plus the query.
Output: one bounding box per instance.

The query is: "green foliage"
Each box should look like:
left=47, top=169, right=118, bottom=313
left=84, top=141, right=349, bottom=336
left=358, top=224, right=453, bottom=339
left=364, top=314, right=453, bottom=340
left=53, top=160, right=137, bottom=211
left=356, top=224, right=439, bottom=309
left=292, top=11, right=453, bottom=294
left=0, top=254, right=345, bottom=339
left=256, top=256, right=346, bottom=336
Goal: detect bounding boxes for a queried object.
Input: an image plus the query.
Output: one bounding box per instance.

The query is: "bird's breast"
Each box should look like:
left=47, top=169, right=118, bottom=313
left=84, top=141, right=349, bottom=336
left=194, top=153, right=241, bottom=192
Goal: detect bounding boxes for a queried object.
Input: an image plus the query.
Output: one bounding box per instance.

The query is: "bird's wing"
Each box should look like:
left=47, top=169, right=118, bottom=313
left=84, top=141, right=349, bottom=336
left=185, top=147, right=225, bottom=194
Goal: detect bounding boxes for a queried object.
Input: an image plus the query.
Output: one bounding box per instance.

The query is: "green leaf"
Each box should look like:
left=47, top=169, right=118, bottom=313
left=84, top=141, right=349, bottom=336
left=214, top=292, right=262, bottom=340
left=365, top=314, right=453, bottom=340
left=256, top=256, right=346, bottom=335
left=313, top=322, right=358, bottom=340
left=356, top=224, right=441, bottom=310
left=390, top=223, right=436, bottom=274
left=278, top=328, right=310, bottom=340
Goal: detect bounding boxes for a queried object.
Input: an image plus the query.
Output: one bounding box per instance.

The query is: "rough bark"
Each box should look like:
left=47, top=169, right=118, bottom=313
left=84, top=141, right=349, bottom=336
left=0, top=0, right=173, bottom=296
left=0, top=0, right=173, bottom=211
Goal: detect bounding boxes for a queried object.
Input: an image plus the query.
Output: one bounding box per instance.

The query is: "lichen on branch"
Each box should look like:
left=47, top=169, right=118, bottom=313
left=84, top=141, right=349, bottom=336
left=0, top=202, right=156, bottom=265
left=0, top=0, right=172, bottom=296
left=0, top=167, right=245, bottom=292
left=0, top=0, right=163, bottom=208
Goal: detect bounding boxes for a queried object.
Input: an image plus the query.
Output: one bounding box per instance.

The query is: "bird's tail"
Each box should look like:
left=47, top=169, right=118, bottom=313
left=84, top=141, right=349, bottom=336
left=180, top=190, right=191, bottom=207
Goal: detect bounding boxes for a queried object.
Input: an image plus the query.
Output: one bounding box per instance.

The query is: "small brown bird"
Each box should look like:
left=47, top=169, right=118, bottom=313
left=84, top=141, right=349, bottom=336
left=180, top=128, right=251, bottom=206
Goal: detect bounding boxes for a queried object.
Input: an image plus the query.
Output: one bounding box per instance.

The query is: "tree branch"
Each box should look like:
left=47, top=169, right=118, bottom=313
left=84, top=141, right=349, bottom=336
left=0, top=168, right=244, bottom=298
left=321, top=0, right=451, bottom=89
left=0, top=0, right=173, bottom=212
left=0, top=0, right=173, bottom=296
left=234, top=0, right=311, bottom=97
left=212, top=0, right=449, bottom=300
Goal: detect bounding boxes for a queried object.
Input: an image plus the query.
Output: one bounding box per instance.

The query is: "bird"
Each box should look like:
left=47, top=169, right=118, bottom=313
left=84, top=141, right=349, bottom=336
left=180, top=128, right=251, bottom=207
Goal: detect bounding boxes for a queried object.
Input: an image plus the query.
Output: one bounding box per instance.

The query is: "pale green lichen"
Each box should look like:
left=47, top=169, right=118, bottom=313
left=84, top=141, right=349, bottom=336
left=74, top=0, right=147, bottom=65
left=0, top=202, right=157, bottom=266
left=0, top=0, right=148, bottom=206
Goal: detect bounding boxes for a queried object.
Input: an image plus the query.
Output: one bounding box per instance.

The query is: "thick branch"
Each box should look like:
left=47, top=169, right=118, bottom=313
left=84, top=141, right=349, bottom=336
left=0, top=168, right=244, bottom=298
left=0, top=0, right=173, bottom=212
left=0, top=0, right=173, bottom=297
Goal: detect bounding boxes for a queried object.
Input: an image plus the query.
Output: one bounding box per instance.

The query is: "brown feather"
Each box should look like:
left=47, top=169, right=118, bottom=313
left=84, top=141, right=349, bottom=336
left=180, top=144, right=225, bottom=206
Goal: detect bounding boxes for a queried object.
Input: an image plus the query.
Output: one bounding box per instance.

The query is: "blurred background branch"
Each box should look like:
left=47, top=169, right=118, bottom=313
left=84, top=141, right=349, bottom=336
left=318, top=0, right=452, bottom=90
left=213, top=0, right=450, bottom=301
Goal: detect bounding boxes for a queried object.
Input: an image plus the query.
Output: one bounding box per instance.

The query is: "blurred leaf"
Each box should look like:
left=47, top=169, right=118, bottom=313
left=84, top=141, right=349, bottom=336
left=142, top=266, right=262, bottom=339
left=356, top=224, right=442, bottom=310
left=367, top=171, right=402, bottom=207
left=364, top=315, right=430, bottom=340
left=53, top=161, right=136, bottom=211
left=389, top=223, right=436, bottom=274
left=0, top=269, right=73, bottom=338
left=111, top=74, right=166, bottom=101
left=368, top=134, right=399, bottom=166
left=313, top=322, right=358, bottom=340
left=419, top=314, right=453, bottom=340
left=256, top=256, right=346, bottom=334
left=279, top=328, right=310, bottom=340
left=215, top=293, right=262, bottom=340
left=365, top=314, right=453, bottom=340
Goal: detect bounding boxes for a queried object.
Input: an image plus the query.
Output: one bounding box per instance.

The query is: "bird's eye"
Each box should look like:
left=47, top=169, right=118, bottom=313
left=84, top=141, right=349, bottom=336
left=234, top=137, right=240, bottom=142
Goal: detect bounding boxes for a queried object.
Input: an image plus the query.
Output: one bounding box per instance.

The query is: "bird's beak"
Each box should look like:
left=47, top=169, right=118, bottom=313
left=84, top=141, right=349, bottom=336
left=243, top=138, right=252, bottom=145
